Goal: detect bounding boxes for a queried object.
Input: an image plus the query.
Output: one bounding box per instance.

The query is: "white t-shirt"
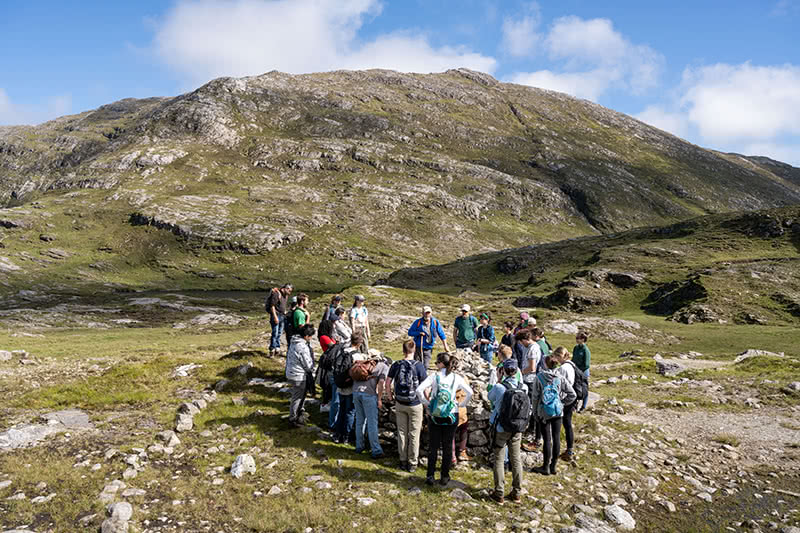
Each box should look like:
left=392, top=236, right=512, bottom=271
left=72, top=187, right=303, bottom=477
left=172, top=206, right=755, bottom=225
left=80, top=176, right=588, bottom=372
left=415, top=369, right=473, bottom=409
left=557, top=361, right=576, bottom=387
left=350, top=306, right=369, bottom=328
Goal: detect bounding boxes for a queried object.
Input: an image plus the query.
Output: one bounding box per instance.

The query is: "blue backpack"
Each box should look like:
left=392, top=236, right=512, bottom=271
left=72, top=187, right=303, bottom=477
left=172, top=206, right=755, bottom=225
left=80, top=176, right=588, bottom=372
left=429, top=374, right=457, bottom=424
left=538, top=374, right=563, bottom=419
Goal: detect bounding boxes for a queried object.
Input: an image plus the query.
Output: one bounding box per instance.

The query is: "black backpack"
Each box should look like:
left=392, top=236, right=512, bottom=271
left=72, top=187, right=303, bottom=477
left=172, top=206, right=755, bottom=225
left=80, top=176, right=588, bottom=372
left=393, top=360, right=420, bottom=404
left=319, top=343, right=344, bottom=372
left=333, top=347, right=355, bottom=389
left=498, top=379, right=531, bottom=434
left=566, top=361, right=589, bottom=403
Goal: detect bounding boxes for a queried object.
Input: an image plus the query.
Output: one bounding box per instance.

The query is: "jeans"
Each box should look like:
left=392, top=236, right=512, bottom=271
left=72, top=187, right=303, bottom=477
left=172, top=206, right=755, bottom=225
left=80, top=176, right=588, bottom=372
left=269, top=315, right=284, bottom=351
left=328, top=374, right=339, bottom=429
left=335, top=393, right=355, bottom=441
left=492, top=431, right=522, bottom=495
left=427, top=419, right=457, bottom=480
left=288, top=379, right=306, bottom=423
left=563, top=401, right=576, bottom=451
left=395, top=403, right=424, bottom=466
left=541, top=416, right=563, bottom=469
left=581, top=369, right=590, bottom=410
left=354, top=392, right=383, bottom=456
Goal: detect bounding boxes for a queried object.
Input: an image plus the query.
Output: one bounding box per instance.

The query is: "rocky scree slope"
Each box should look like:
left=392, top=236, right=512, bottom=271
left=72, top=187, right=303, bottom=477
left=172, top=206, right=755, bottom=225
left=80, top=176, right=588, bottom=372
left=1, top=69, right=800, bottom=294
left=386, top=206, right=800, bottom=326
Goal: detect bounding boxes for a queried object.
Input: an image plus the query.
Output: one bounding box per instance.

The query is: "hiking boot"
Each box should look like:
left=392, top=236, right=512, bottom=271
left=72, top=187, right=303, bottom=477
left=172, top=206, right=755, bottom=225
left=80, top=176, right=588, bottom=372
left=507, top=490, right=522, bottom=504
left=550, top=465, right=558, bottom=475
left=560, top=450, right=574, bottom=462
left=439, top=476, right=451, bottom=486
left=458, top=450, right=470, bottom=462
left=399, top=461, right=408, bottom=470
left=532, top=466, right=551, bottom=476
left=425, top=476, right=435, bottom=486
left=490, top=491, right=504, bottom=505
left=371, top=452, right=386, bottom=460
left=406, top=464, right=416, bottom=473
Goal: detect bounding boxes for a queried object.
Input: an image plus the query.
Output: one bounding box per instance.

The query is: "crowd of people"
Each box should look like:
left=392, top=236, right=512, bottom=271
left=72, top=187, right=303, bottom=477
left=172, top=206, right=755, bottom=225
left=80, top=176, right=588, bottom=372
left=268, top=287, right=592, bottom=503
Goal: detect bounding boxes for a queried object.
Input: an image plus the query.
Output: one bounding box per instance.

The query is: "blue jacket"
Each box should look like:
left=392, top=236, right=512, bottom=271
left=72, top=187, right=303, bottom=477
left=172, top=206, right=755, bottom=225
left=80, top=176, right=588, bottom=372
left=488, top=376, right=527, bottom=433
left=476, top=324, right=496, bottom=357
left=408, top=316, right=447, bottom=350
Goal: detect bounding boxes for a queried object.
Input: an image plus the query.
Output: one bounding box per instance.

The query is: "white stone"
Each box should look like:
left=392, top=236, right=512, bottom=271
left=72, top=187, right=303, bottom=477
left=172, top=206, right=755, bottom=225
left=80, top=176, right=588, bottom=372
left=268, top=485, right=282, bottom=496
left=357, top=497, right=376, bottom=506
left=231, top=454, right=256, bottom=478
left=604, top=504, right=636, bottom=531
left=107, top=501, right=133, bottom=521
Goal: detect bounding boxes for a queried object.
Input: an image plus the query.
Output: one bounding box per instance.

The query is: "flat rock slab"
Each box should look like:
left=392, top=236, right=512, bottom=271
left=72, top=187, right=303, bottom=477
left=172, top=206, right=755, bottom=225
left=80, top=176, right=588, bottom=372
left=0, top=410, right=91, bottom=450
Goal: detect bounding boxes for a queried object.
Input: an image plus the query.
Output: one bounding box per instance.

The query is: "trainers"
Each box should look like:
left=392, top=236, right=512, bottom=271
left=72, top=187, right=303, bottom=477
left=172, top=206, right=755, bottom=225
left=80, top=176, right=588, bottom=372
left=532, top=466, right=551, bottom=476
left=319, top=404, right=330, bottom=413
left=507, top=490, right=522, bottom=504
left=439, top=476, right=450, bottom=486
left=425, top=476, right=435, bottom=486
left=371, top=452, right=386, bottom=459
left=521, top=441, right=539, bottom=452
left=560, top=450, right=574, bottom=462
left=550, top=465, right=558, bottom=475
left=399, top=461, right=408, bottom=470
left=406, top=464, right=416, bottom=473
left=490, top=492, right=505, bottom=505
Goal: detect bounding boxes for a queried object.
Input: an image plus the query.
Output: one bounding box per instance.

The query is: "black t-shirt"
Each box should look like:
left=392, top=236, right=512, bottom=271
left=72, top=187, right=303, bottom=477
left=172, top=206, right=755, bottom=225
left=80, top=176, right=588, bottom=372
left=388, top=359, right=427, bottom=406
left=266, top=289, right=288, bottom=315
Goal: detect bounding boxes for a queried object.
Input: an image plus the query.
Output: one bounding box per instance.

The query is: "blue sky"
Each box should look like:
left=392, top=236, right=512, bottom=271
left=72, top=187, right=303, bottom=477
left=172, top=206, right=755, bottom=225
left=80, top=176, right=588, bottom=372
left=1, top=0, right=799, bottom=164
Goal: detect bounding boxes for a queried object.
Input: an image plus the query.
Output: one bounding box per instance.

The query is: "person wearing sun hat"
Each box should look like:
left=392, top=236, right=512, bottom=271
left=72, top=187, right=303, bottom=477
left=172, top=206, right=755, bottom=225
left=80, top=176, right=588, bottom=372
left=408, top=305, right=449, bottom=369
left=513, top=311, right=530, bottom=335
left=453, top=304, right=479, bottom=351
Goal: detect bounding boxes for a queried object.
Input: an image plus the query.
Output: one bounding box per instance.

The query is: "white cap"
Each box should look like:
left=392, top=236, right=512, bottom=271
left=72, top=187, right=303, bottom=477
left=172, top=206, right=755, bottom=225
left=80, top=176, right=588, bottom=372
left=461, top=304, right=471, bottom=312
left=422, top=305, right=432, bottom=314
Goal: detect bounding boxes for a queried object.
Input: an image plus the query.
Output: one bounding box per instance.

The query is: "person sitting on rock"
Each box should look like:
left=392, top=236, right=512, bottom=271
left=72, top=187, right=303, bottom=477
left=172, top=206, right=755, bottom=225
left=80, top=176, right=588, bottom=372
left=531, top=355, right=576, bottom=475
left=488, top=359, right=527, bottom=504
left=408, top=305, right=449, bottom=369
left=416, top=352, right=473, bottom=486
left=385, top=339, right=428, bottom=472
left=453, top=304, right=479, bottom=351
left=285, top=323, right=316, bottom=428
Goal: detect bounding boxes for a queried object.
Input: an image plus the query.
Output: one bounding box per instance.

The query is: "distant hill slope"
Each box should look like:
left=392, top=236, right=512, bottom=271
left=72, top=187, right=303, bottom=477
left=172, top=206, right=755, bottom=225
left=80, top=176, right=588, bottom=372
left=1, top=69, right=799, bottom=295
left=386, top=206, right=800, bottom=326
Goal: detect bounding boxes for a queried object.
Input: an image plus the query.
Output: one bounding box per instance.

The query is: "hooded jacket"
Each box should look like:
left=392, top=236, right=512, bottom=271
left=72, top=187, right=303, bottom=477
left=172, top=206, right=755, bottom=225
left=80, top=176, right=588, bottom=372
left=285, top=335, right=315, bottom=382
left=530, top=368, right=576, bottom=420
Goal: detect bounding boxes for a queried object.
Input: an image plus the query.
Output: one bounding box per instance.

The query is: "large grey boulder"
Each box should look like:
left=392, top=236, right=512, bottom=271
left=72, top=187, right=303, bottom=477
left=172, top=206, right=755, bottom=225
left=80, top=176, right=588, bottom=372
left=230, top=454, right=256, bottom=478
left=604, top=504, right=636, bottom=531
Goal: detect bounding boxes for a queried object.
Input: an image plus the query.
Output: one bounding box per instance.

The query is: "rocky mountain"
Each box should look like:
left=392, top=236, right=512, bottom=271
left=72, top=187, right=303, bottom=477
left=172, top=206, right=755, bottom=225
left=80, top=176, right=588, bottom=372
left=1, top=68, right=799, bottom=295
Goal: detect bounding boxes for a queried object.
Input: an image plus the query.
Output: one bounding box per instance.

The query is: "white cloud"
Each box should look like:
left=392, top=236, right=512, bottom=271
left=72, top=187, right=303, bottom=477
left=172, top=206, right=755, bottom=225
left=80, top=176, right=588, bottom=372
left=153, top=0, right=496, bottom=85
left=507, top=16, right=663, bottom=101
left=741, top=141, right=800, bottom=166
left=501, top=3, right=541, bottom=57
left=681, top=63, right=800, bottom=142
left=0, top=88, right=72, bottom=126
left=635, top=105, right=689, bottom=138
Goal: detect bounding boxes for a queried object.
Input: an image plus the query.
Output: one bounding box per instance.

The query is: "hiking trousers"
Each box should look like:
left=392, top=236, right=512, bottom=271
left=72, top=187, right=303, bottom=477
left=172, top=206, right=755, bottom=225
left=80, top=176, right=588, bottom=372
left=288, top=379, right=306, bottom=423
left=427, top=419, right=457, bottom=480
left=492, top=431, right=522, bottom=495
left=563, top=400, right=577, bottom=451
left=541, top=416, right=563, bottom=469
left=395, top=403, right=424, bottom=466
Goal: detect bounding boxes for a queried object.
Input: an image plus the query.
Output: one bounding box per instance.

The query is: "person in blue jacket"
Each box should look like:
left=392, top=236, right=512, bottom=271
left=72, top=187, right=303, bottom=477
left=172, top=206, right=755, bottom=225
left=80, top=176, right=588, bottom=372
left=476, top=312, right=497, bottom=364
left=407, top=306, right=450, bottom=369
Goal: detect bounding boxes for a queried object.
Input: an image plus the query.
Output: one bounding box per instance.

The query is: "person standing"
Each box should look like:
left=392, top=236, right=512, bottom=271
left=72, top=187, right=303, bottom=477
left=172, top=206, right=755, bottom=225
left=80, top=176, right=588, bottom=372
left=531, top=356, right=576, bottom=475
left=476, top=312, right=496, bottom=364
left=452, top=304, right=479, bottom=350
left=332, top=332, right=365, bottom=444
left=350, top=295, right=371, bottom=353
left=322, top=294, right=343, bottom=322
left=284, top=324, right=316, bottom=428
left=515, top=330, right=542, bottom=452
left=573, top=332, right=591, bottom=412
left=407, top=306, right=449, bottom=369
left=292, top=293, right=311, bottom=332
left=266, top=283, right=292, bottom=357
left=488, top=359, right=527, bottom=504
left=416, top=353, right=473, bottom=486
left=352, top=351, right=389, bottom=459
left=385, top=339, right=427, bottom=471
left=333, top=306, right=352, bottom=344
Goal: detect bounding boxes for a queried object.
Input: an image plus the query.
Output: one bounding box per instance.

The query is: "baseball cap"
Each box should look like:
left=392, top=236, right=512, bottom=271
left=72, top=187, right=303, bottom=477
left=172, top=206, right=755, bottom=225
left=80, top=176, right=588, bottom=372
left=461, top=304, right=471, bottom=312
left=422, top=305, right=432, bottom=314
left=354, top=294, right=365, bottom=302
left=503, top=359, right=519, bottom=371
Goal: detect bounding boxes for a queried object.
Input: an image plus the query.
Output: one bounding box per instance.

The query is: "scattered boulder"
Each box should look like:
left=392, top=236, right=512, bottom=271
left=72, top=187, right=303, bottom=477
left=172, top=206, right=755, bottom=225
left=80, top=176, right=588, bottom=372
left=174, top=413, right=193, bottom=432
left=604, top=504, right=635, bottom=531
left=230, top=454, right=256, bottom=478
left=0, top=350, right=12, bottom=362
left=655, top=356, right=687, bottom=377
left=497, top=256, right=527, bottom=275
left=671, top=304, right=721, bottom=324
left=643, top=277, right=708, bottom=315
left=734, top=349, right=785, bottom=364
left=101, top=502, right=133, bottom=533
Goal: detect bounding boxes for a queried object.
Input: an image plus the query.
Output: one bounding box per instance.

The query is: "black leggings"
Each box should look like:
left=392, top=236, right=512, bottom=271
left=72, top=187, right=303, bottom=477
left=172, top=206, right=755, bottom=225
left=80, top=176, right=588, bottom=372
left=427, top=419, right=457, bottom=479
left=541, top=416, right=563, bottom=469
left=563, top=401, right=576, bottom=451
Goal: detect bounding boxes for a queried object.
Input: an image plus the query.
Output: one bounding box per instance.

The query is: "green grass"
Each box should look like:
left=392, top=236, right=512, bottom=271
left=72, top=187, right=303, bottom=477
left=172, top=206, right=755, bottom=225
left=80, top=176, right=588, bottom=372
left=711, top=434, right=741, bottom=447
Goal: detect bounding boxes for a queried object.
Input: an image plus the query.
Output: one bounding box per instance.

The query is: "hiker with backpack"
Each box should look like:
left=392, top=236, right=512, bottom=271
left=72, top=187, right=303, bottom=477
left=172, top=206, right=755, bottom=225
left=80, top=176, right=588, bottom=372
left=573, top=331, right=591, bottom=412
left=500, top=321, right=515, bottom=349
left=350, top=295, right=371, bottom=353
left=488, top=359, right=529, bottom=504
left=351, top=349, right=390, bottom=459
left=514, top=330, right=542, bottom=452
left=316, top=320, right=338, bottom=424
left=488, top=345, right=522, bottom=391
left=265, top=283, right=293, bottom=357
left=331, top=331, right=366, bottom=443
left=322, top=294, right=343, bottom=322
left=407, top=306, right=450, bottom=369
left=292, top=293, right=311, bottom=332
left=476, top=312, right=497, bottom=364
left=530, top=355, right=576, bottom=475
left=533, top=327, right=551, bottom=360
left=555, top=346, right=587, bottom=462
left=385, top=339, right=428, bottom=471
left=416, top=352, right=473, bottom=486
left=453, top=304, right=479, bottom=350
left=284, top=296, right=298, bottom=347
left=285, top=323, right=316, bottom=428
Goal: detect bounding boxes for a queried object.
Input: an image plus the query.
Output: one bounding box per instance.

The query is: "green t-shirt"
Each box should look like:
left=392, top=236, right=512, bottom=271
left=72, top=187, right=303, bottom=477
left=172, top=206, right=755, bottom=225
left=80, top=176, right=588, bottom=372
left=454, top=315, right=479, bottom=344
left=572, top=343, right=591, bottom=371
left=536, top=338, right=550, bottom=358
left=293, top=308, right=308, bottom=329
